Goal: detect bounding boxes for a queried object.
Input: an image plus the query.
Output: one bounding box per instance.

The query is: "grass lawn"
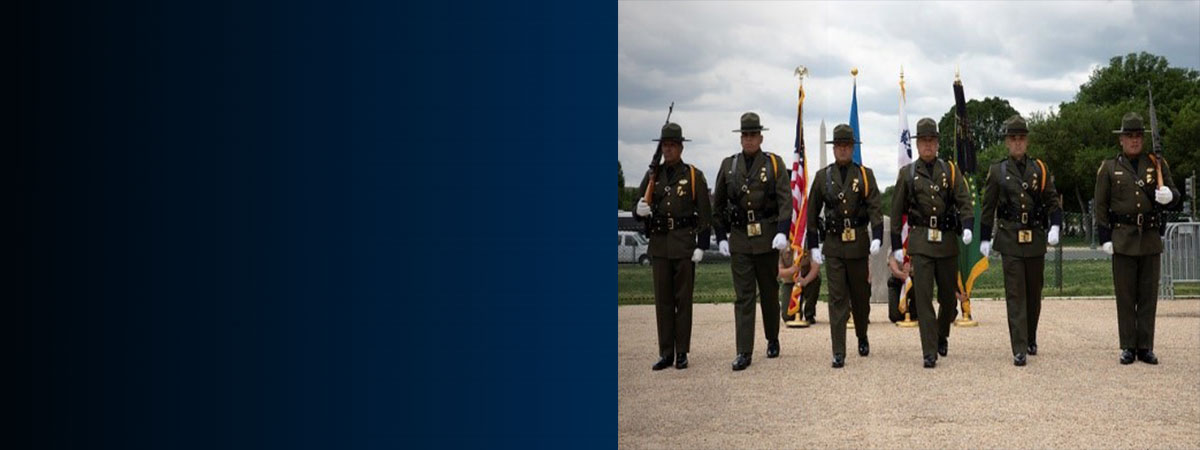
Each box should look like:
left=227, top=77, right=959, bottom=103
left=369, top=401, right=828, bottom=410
left=618, top=258, right=1200, bottom=305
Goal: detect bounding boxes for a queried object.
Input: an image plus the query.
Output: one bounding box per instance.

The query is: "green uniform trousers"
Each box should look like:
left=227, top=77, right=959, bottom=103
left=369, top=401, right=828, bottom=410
left=652, top=256, right=695, bottom=357
left=1001, top=254, right=1044, bottom=355
left=825, top=256, right=870, bottom=355
left=1112, top=253, right=1160, bottom=350
left=731, top=252, right=779, bottom=354
left=911, top=254, right=959, bottom=357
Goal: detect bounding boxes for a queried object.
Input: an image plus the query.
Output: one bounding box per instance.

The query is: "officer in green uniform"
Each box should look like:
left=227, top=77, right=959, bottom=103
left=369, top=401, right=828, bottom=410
left=634, top=123, right=712, bottom=371
left=805, top=124, right=883, bottom=368
left=890, top=118, right=974, bottom=368
left=714, top=112, right=792, bottom=371
left=979, top=115, right=1062, bottom=366
left=1094, top=112, right=1182, bottom=365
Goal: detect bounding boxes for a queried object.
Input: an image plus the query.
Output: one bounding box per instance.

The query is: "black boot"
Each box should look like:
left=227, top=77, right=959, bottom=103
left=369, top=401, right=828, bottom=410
left=923, top=354, right=937, bottom=368
left=937, top=337, right=948, bottom=357
left=652, top=355, right=674, bottom=371
left=1027, top=338, right=1038, bottom=355
left=805, top=315, right=817, bottom=324
left=831, top=353, right=845, bottom=368
left=1119, top=349, right=1135, bottom=365
left=731, top=353, right=752, bottom=371
left=858, top=338, right=870, bottom=357
left=1137, top=349, right=1158, bottom=365
left=1013, top=353, right=1027, bottom=366
left=766, top=339, right=780, bottom=358
left=675, top=353, right=688, bottom=369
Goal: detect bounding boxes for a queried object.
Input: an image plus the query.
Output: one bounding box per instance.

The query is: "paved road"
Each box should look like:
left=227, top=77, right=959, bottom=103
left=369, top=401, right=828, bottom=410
left=618, top=299, right=1200, bottom=449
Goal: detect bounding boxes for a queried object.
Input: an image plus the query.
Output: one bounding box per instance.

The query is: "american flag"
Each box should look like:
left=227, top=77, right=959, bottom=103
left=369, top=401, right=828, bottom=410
left=787, top=82, right=809, bottom=317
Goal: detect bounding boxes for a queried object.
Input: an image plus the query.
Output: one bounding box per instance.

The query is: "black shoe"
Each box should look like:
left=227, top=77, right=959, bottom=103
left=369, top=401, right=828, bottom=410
left=766, top=339, right=780, bottom=358
left=1013, top=353, right=1027, bottom=366
left=675, top=353, right=688, bottom=369
left=1137, top=349, right=1159, bottom=365
left=652, top=355, right=674, bottom=371
left=832, top=353, right=845, bottom=368
left=732, top=353, right=752, bottom=371
left=805, top=316, right=817, bottom=324
left=923, top=354, right=937, bottom=368
left=1119, top=349, right=1135, bottom=365
left=1027, top=342, right=1038, bottom=356
left=858, top=339, right=870, bottom=357
left=937, top=337, right=948, bottom=357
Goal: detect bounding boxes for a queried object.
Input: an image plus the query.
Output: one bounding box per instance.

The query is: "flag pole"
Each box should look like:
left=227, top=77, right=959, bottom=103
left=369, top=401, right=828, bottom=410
left=787, top=66, right=811, bottom=328
left=952, top=66, right=979, bottom=328
left=896, top=66, right=919, bottom=329
left=847, top=67, right=858, bottom=329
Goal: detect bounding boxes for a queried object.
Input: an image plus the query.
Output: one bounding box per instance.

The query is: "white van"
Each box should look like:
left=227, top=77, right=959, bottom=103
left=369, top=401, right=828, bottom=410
left=618, top=231, right=650, bottom=265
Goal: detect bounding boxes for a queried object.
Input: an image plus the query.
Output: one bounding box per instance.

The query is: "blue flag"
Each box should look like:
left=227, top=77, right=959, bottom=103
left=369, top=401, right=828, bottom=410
left=849, top=79, right=862, bottom=164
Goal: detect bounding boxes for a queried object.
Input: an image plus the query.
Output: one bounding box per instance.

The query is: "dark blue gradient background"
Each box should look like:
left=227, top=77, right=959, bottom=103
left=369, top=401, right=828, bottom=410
left=13, top=1, right=611, bottom=448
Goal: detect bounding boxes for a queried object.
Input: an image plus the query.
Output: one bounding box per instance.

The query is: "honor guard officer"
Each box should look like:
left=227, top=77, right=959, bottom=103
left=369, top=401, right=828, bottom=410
left=1094, top=112, right=1182, bottom=365
left=979, top=115, right=1062, bottom=366
left=634, top=123, right=713, bottom=371
left=714, top=112, right=792, bottom=371
left=890, top=118, right=974, bottom=368
left=805, top=124, right=883, bottom=368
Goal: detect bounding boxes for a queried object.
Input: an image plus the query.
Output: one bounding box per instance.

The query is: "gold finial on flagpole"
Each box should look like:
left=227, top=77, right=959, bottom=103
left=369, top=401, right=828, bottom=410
left=851, top=67, right=858, bottom=77
left=794, top=66, right=808, bottom=85
left=900, top=65, right=904, bottom=80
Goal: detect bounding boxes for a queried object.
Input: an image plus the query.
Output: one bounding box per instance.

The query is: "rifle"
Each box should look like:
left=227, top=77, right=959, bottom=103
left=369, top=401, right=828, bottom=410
left=643, top=102, right=675, bottom=204
left=1147, top=82, right=1164, bottom=189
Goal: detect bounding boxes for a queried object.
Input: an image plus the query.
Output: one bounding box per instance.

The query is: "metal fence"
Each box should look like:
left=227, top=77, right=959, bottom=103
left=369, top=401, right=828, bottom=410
left=1161, top=221, right=1200, bottom=300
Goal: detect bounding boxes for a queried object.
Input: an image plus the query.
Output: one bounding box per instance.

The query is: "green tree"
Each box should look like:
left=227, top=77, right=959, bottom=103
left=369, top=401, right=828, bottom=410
left=1028, top=52, right=1200, bottom=213
left=937, top=96, right=1020, bottom=166
left=618, top=160, right=626, bottom=209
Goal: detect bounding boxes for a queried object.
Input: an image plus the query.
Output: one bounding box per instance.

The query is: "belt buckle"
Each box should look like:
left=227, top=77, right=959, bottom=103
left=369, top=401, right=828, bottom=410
left=747, top=210, right=757, bottom=222
left=1136, top=214, right=1144, bottom=226
left=930, top=216, right=938, bottom=229
left=1021, top=212, right=1028, bottom=224
left=667, top=217, right=675, bottom=230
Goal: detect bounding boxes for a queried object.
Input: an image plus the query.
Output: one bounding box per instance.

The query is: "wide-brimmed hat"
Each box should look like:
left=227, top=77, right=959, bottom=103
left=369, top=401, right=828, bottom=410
left=652, top=122, right=691, bottom=142
left=1003, top=114, right=1029, bottom=136
left=732, top=112, right=769, bottom=133
left=824, top=123, right=861, bottom=144
left=910, top=117, right=939, bottom=139
left=1113, top=112, right=1145, bottom=134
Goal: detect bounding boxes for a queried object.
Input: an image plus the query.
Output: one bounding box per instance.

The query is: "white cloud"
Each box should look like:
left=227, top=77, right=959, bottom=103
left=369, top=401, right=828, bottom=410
left=618, top=0, right=1200, bottom=190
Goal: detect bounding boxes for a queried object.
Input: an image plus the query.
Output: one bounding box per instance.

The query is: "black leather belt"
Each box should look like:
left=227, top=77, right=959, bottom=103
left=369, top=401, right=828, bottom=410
left=907, top=211, right=959, bottom=231
left=729, top=208, right=776, bottom=227
left=1110, top=212, right=1162, bottom=229
left=998, top=206, right=1047, bottom=229
left=824, top=216, right=869, bottom=233
left=649, top=215, right=697, bottom=234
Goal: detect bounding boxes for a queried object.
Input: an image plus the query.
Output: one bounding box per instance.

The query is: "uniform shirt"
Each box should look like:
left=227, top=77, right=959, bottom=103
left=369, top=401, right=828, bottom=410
left=1094, top=152, right=1181, bottom=256
left=980, top=155, right=1062, bottom=257
left=636, top=160, right=712, bottom=259
left=804, top=162, right=883, bottom=259
left=890, top=158, right=974, bottom=258
left=713, top=149, right=792, bottom=255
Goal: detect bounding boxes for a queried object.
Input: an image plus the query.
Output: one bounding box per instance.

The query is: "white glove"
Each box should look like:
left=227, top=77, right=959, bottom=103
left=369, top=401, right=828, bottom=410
left=691, top=248, right=704, bottom=263
left=635, top=198, right=651, bottom=216
left=962, top=229, right=973, bottom=245
left=811, top=247, right=824, bottom=265
left=869, top=239, right=881, bottom=255
left=1102, top=241, right=1113, bottom=255
left=1155, top=186, right=1173, bottom=205
left=719, top=240, right=730, bottom=256
left=772, top=233, right=788, bottom=250
left=980, top=240, right=991, bottom=258
left=1047, top=225, right=1060, bottom=246
left=892, top=249, right=905, bottom=264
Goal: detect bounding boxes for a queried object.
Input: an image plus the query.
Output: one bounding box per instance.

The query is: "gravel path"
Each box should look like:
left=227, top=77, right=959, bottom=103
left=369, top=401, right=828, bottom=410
left=618, top=299, right=1200, bottom=449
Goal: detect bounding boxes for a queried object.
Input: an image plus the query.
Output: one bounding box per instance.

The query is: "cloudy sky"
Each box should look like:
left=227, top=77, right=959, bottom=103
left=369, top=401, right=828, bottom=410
left=618, top=0, right=1200, bottom=190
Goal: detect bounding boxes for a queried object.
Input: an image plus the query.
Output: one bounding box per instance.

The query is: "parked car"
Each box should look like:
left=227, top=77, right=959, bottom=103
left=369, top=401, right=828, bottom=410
left=618, top=231, right=650, bottom=265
